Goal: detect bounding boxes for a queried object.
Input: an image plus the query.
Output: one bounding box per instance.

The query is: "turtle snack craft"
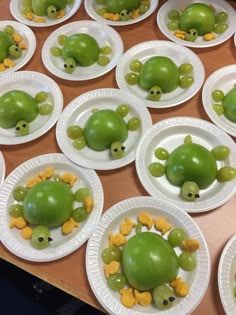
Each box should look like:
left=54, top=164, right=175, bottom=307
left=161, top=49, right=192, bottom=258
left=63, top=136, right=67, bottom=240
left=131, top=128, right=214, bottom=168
left=148, top=134, right=236, bottom=201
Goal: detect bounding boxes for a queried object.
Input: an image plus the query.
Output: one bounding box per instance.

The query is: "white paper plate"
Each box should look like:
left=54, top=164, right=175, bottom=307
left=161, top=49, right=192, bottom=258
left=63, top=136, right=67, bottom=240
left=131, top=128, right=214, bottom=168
left=56, top=88, right=152, bottom=170
left=84, top=0, right=159, bottom=26
left=115, top=40, right=205, bottom=108
left=135, top=117, right=236, bottom=213
left=218, top=234, right=236, bottom=315
left=86, top=196, right=210, bottom=315
left=157, top=0, right=236, bottom=48
left=0, top=151, right=5, bottom=188
left=10, top=0, right=82, bottom=27
left=0, top=153, right=104, bottom=262
left=202, top=65, right=236, bottom=138
left=0, top=20, right=36, bottom=76
left=42, top=20, right=124, bottom=81
left=0, top=71, right=63, bottom=145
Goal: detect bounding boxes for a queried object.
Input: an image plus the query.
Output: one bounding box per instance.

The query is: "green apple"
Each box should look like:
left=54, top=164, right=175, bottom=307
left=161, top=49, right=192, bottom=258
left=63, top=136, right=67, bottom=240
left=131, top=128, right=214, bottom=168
left=23, top=180, right=74, bottom=226
left=0, top=31, right=14, bottom=62
left=138, top=56, right=180, bottom=93
left=166, top=143, right=217, bottom=189
left=122, top=232, right=179, bottom=290
left=83, top=109, right=128, bottom=151
left=0, top=90, right=39, bottom=129
left=62, top=33, right=100, bottom=67
left=222, top=87, right=236, bottom=122
left=106, top=0, right=140, bottom=14
left=179, top=3, right=216, bottom=36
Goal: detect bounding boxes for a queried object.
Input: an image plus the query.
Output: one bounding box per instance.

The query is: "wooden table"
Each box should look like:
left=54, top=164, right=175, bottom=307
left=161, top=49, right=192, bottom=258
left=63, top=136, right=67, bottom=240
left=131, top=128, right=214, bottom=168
left=0, top=1, right=236, bottom=314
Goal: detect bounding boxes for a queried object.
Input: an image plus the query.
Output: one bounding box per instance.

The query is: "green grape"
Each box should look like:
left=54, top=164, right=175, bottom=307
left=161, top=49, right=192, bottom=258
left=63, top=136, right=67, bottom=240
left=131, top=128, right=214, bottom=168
left=67, top=125, right=83, bottom=140
left=97, top=56, right=110, bottom=66
left=120, top=9, right=131, bottom=21
left=13, top=186, right=28, bottom=201
left=213, top=104, right=224, bottom=115
left=217, top=167, right=236, bottom=182
left=72, top=207, right=89, bottom=222
left=39, top=104, right=53, bottom=115
left=179, top=252, right=197, bottom=271
left=125, top=72, right=138, bottom=85
left=168, top=228, right=187, bottom=247
left=167, top=21, right=179, bottom=31
left=153, top=284, right=176, bottom=310
left=15, top=120, right=29, bottom=136
left=181, top=181, right=200, bottom=201
left=212, top=89, right=224, bottom=102
left=9, top=204, right=24, bottom=217
left=154, top=147, right=169, bottom=160
left=72, top=137, right=86, bottom=150
left=74, top=187, right=91, bottom=202
left=116, top=104, right=130, bottom=117
left=92, top=108, right=99, bottom=114
left=52, top=173, right=62, bottom=182
left=96, top=7, right=107, bottom=16
left=101, top=245, right=122, bottom=264
left=211, top=146, right=230, bottom=160
left=66, top=0, right=74, bottom=4
left=107, top=273, right=127, bottom=291
left=148, top=162, right=165, bottom=177
left=139, top=4, right=149, bottom=14
left=168, top=9, right=180, bottom=20
left=135, top=222, right=142, bottom=234
left=179, top=76, right=194, bottom=89
left=179, top=63, right=193, bottom=76
left=129, top=60, right=143, bottom=72
left=50, top=47, right=62, bottom=57
left=58, top=34, right=67, bottom=46
left=147, top=86, right=162, bottom=101
left=214, top=23, right=229, bottom=34
left=100, top=46, right=112, bottom=55
left=35, top=91, right=48, bottom=103
left=9, top=44, right=22, bottom=59
left=21, top=6, right=32, bottom=16
left=185, top=29, right=198, bottom=42
left=64, top=57, right=76, bottom=73
left=215, top=11, right=228, bottom=23
left=127, top=117, right=140, bottom=131
left=3, top=25, right=15, bottom=36
left=31, top=225, right=52, bottom=250
left=110, top=141, right=125, bottom=159
left=184, top=134, right=192, bottom=144
left=47, top=5, right=58, bottom=19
